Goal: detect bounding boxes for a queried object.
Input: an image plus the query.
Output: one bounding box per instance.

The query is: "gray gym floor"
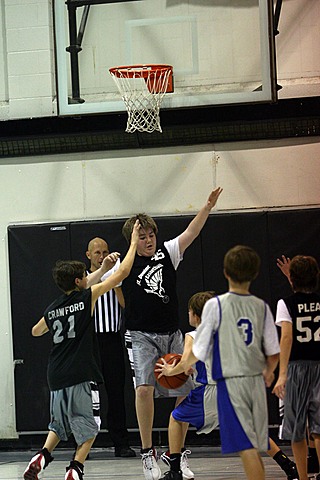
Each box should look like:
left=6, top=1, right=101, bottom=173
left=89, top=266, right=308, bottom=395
left=0, top=445, right=307, bottom=479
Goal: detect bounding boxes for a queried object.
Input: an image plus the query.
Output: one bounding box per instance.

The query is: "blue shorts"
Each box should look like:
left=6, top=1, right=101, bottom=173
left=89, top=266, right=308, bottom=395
left=172, top=383, right=218, bottom=434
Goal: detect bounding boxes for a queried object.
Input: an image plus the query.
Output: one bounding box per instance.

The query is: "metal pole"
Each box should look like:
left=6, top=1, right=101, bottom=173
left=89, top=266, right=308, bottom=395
left=274, top=0, right=283, bottom=35
left=66, top=1, right=85, bottom=103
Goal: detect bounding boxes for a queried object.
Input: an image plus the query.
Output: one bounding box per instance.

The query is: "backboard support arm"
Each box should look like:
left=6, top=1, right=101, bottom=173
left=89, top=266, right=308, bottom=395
left=273, top=0, right=282, bottom=35
left=64, top=0, right=142, bottom=104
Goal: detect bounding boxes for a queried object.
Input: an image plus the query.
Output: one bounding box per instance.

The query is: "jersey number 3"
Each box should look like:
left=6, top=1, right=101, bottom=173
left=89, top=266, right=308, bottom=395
left=237, top=318, right=253, bottom=346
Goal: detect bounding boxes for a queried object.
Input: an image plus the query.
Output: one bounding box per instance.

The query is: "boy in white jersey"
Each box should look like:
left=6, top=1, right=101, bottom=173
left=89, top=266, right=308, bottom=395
left=156, top=291, right=218, bottom=480
left=193, top=245, right=280, bottom=480
left=157, top=285, right=297, bottom=480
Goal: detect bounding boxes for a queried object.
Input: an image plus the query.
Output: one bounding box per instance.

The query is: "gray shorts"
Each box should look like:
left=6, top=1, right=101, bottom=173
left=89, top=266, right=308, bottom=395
left=282, top=361, right=320, bottom=442
left=125, top=329, right=194, bottom=398
left=48, top=381, right=100, bottom=445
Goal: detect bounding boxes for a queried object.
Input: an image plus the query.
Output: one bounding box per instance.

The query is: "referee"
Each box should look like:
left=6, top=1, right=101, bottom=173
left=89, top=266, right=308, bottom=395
left=86, top=237, right=136, bottom=458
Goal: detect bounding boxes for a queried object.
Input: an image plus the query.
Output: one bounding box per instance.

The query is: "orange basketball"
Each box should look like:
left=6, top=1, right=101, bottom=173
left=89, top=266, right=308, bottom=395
left=154, top=353, right=189, bottom=389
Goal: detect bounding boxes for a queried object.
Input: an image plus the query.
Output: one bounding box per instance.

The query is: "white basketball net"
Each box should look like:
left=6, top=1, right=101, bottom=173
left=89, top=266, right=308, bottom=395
left=109, top=66, right=172, bottom=133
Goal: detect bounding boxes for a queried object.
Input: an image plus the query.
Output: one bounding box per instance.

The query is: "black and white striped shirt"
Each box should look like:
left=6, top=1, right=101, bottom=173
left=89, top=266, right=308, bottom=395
left=88, top=260, right=122, bottom=333
left=93, top=288, right=122, bottom=333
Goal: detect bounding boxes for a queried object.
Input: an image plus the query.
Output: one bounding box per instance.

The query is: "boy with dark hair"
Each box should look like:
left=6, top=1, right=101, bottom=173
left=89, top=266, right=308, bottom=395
left=277, top=254, right=319, bottom=475
left=192, top=245, right=280, bottom=480
left=23, top=221, right=140, bottom=480
left=273, top=255, right=320, bottom=480
left=158, top=256, right=297, bottom=479
left=158, top=286, right=298, bottom=480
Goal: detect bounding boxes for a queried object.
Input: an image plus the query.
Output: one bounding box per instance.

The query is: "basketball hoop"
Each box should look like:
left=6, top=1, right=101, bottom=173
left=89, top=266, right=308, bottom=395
left=109, top=64, right=173, bottom=134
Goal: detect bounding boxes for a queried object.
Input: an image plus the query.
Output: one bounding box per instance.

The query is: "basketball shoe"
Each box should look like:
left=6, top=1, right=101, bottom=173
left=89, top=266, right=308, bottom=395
left=23, top=448, right=53, bottom=480
left=65, top=460, right=84, bottom=480
left=283, top=460, right=299, bottom=480
left=308, top=452, right=320, bottom=474
left=161, top=449, right=194, bottom=479
left=141, top=448, right=162, bottom=480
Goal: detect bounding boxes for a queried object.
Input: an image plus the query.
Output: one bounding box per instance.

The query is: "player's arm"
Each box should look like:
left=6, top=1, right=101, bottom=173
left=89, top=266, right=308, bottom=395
left=263, top=353, right=279, bottom=387
left=192, top=298, right=217, bottom=363
left=90, top=220, right=140, bottom=314
left=276, top=255, right=291, bottom=282
left=155, top=334, right=197, bottom=377
left=178, top=187, right=223, bottom=255
left=261, top=302, right=280, bottom=388
left=86, top=252, right=120, bottom=287
left=114, top=286, right=125, bottom=308
left=272, top=321, right=293, bottom=399
left=32, top=317, right=49, bottom=336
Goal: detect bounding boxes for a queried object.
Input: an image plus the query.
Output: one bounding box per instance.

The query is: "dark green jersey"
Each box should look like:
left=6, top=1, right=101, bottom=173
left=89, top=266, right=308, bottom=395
left=44, top=288, right=103, bottom=390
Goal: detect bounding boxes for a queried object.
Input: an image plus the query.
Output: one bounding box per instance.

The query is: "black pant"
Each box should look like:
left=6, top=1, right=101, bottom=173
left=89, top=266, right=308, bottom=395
left=97, top=332, right=131, bottom=449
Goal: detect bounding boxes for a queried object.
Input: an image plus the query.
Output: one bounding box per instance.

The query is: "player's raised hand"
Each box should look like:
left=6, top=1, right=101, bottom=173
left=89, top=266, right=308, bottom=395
left=131, top=219, right=141, bottom=245
left=206, top=187, right=223, bottom=211
left=101, top=252, right=120, bottom=273
left=276, top=255, right=291, bottom=280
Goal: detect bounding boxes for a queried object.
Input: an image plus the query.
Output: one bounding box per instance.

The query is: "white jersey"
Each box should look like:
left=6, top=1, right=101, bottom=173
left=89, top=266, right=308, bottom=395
left=193, top=292, right=279, bottom=380
left=187, top=331, right=215, bottom=386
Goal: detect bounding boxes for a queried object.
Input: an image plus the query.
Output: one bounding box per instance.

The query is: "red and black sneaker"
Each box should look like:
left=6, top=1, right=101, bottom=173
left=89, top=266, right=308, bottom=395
left=65, top=460, right=84, bottom=480
left=23, top=449, right=53, bottom=480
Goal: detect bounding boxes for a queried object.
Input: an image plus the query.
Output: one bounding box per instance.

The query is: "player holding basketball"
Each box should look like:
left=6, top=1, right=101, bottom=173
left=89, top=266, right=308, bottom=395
left=23, top=221, right=140, bottom=480
left=121, top=187, right=223, bottom=480
left=156, top=290, right=218, bottom=480
left=157, top=286, right=297, bottom=480
left=193, top=245, right=279, bottom=480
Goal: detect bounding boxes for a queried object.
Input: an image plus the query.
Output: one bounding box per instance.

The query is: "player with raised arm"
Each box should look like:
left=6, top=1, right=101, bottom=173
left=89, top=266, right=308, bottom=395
left=121, top=188, right=223, bottom=480
left=23, top=221, right=140, bottom=480
left=273, top=255, right=320, bottom=480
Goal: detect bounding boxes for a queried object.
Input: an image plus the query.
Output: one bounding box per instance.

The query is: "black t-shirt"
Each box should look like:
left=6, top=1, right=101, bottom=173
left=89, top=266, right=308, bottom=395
left=122, top=244, right=179, bottom=333
left=284, top=291, right=320, bottom=361
left=44, top=288, right=103, bottom=390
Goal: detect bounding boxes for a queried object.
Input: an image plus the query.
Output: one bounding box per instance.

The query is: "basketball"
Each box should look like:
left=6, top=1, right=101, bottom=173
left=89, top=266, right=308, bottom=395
left=154, top=353, right=189, bottom=389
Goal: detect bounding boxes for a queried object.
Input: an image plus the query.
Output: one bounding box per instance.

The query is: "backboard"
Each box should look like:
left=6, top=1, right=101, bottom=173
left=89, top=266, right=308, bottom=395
left=54, top=0, right=277, bottom=116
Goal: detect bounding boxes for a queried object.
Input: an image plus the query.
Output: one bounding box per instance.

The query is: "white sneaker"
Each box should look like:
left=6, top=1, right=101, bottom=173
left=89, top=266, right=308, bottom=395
left=160, top=449, right=194, bottom=480
left=141, top=449, right=162, bottom=480
left=180, top=450, right=194, bottom=480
